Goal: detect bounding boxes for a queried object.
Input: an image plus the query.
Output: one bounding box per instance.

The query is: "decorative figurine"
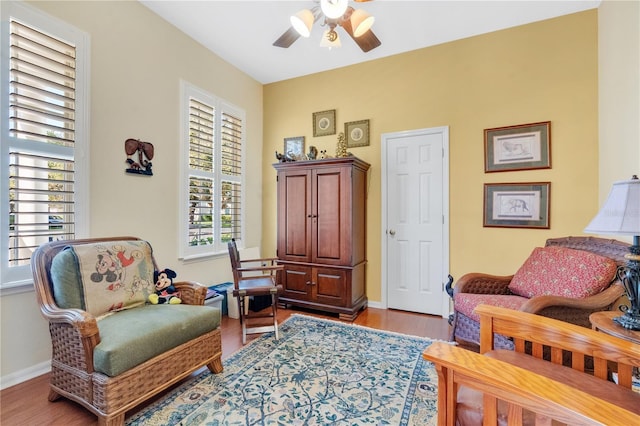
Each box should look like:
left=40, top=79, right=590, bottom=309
left=307, top=146, right=318, bottom=160
left=275, top=151, right=295, bottom=162
left=336, top=132, right=348, bottom=158
left=319, top=150, right=333, bottom=159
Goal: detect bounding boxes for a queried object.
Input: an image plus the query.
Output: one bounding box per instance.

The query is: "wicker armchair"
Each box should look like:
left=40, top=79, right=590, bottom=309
left=450, top=236, right=630, bottom=351
left=32, top=237, right=223, bottom=426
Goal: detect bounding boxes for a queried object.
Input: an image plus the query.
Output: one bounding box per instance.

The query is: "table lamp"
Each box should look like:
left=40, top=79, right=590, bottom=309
left=584, top=175, right=640, bottom=330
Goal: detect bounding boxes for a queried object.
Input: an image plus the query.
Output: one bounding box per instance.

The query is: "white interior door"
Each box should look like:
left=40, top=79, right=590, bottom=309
left=382, top=127, right=449, bottom=316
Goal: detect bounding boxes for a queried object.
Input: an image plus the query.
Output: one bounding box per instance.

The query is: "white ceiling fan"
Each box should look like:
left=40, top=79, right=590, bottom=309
left=273, top=0, right=381, bottom=52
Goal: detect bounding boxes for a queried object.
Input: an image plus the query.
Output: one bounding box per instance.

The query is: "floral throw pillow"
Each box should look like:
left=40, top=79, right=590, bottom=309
left=508, top=246, right=618, bottom=299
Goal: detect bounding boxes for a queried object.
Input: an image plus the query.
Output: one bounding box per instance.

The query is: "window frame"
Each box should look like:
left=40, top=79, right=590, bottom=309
left=179, top=80, right=245, bottom=260
left=0, top=1, right=90, bottom=294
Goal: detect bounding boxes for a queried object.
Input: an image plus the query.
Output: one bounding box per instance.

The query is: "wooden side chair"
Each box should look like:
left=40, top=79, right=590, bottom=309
left=227, top=239, right=283, bottom=344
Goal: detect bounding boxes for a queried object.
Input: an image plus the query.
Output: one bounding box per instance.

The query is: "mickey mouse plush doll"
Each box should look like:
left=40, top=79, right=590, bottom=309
left=149, top=268, right=182, bottom=304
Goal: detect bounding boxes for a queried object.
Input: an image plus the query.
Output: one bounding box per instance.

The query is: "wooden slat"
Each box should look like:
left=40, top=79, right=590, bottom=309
left=423, top=342, right=640, bottom=425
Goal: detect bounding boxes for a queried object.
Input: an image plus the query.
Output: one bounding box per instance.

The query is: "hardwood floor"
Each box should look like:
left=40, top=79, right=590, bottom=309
left=0, top=307, right=451, bottom=426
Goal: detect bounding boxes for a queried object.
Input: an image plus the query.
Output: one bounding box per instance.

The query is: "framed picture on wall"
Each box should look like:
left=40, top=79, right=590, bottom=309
left=312, top=109, right=336, bottom=137
left=345, top=119, right=370, bottom=147
left=483, top=182, right=550, bottom=229
left=484, top=121, right=551, bottom=172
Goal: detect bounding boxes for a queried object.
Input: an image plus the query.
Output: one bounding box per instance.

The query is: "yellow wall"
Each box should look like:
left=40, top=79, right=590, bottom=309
left=263, top=10, right=599, bottom=302
left=1, top=0, right=263, bottom=383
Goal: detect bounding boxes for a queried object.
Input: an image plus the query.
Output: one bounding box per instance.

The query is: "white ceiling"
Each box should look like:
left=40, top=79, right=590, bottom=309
left=140, top=0, right=601, bottom=84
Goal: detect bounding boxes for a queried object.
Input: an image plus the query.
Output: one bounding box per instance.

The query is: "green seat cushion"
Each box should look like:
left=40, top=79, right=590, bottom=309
left=94, top=304, right=221, bottom=377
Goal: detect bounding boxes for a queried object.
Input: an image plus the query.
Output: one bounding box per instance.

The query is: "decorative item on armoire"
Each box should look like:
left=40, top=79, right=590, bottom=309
left=275, top=151, right=294, bottom=162
left=124, top=138, right=154, bottom=176
left=335, top=132, right=348, bottom=158
left=284, top=136, right=305, bottom=161
left=307, top=145, right=318, bottom=160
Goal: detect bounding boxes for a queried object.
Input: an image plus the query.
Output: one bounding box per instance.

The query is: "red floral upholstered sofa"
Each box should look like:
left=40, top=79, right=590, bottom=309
left=450, top=236, right=629, bottom=351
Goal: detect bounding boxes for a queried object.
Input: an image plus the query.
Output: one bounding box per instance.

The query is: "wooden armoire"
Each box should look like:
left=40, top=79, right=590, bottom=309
left=273, top=157, right=370, bottom=320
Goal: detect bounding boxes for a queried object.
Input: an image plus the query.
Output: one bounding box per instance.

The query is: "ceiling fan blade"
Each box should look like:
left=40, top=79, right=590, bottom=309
left=353, top=29, right=381, bottom=52
left=273, top=27, right=300, bottom=48
left=341, top=18, right=381, bottom=52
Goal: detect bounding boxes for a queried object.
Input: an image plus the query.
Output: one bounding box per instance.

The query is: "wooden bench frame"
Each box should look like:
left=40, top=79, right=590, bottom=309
left=423, top=305, right=640, bottom=425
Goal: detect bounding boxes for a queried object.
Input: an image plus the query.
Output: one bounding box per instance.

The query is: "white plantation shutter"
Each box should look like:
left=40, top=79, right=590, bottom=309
left=8, top=21, right=76, bottom=266
left=188, top=98, right=215, bottom=247
left=8, top=153, right=75, bottom=265
left=9, top=21, right=76, bottom=146
left=221, top=111, right=242, bottom=176
left=220, top=109, right=242, bottom=243
left=1, top=2, right=88, bottom=290
left=181, top=82, right=245, bottom=258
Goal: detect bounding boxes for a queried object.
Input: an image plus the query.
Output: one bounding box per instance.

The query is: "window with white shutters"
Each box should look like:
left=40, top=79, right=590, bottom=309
left=1, top=2, right=89, bottom=291
left=180, top=82, right=244, bottom=258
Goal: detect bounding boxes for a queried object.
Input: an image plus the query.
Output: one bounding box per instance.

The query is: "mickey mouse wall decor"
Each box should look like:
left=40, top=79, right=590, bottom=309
left=125, top=138, right=154, bottom=176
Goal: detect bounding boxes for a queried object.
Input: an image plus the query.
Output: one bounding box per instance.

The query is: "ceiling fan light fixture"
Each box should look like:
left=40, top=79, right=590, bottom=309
left=320, top=28, right=341, bottom=48
left=351, top=9, right=375, bottom=37
left=321, top=0, right=349, bottom=20
left=290, top=9, right=314, bottom=37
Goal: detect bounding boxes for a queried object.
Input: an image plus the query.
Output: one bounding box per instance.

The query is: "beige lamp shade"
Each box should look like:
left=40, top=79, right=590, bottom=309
left=291, top=9, right=314, bottom=37
left=351, top=9, right=375, bottom=37
left=320, top=29, right=341, bottom=48
left=584, top=176, right=640, bottom=236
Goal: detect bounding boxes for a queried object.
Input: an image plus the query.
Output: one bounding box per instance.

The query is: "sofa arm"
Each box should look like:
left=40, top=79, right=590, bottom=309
left=520, top=283, right=625, bottom=313
left=453, top=273, right=514, bottom=295
left=174, top=281, right=207, bottom=305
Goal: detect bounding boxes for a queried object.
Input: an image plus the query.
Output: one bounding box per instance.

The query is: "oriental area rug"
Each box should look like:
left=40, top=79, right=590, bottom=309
left=127, top=314, right=440, bottom=425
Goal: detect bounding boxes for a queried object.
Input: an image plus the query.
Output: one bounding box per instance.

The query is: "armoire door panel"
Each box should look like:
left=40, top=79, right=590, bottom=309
left=277, top=170, right=312, bottom=262
left=282, top=266, right=311, bottom=300
left=314, top=168, right=345, bottom=263
left=314, top=267, right=347, bottom=306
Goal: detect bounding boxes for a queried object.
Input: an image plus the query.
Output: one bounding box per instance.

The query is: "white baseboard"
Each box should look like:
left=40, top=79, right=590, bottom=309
left=0, top=360, right=50, bottom=390
left=367, top=300, right=384, bottom=309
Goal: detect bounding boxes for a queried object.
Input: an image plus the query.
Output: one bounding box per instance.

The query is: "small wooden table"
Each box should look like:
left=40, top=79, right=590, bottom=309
left=590, top=311, right=640, bottom=345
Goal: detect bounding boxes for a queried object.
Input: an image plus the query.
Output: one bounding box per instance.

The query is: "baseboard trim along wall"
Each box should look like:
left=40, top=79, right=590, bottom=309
left=1, top=359, right=50, bottom=390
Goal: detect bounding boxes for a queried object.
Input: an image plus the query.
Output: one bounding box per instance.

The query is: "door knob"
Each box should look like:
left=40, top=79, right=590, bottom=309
left=389, top=229, right=396, bottom=236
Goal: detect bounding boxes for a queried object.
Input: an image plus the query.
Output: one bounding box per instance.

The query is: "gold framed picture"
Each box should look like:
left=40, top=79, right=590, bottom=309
left=312, top=109, right=336, bottom=137
left=345, top=119, right=369, bottom=148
